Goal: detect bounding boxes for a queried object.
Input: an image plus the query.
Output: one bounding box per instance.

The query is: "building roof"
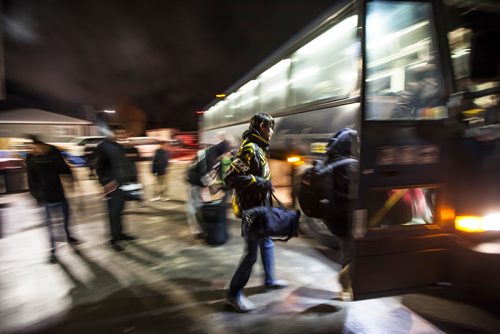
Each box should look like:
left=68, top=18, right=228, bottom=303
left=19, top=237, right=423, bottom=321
left=0, top=108, right=92, bottom=125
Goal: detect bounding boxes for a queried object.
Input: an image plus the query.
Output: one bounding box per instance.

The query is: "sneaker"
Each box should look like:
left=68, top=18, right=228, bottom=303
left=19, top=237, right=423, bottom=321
left=224, top=291, right=256, bottom=313
left=116, top=233, right=136, bottom=241
left=339, top=289, right=353, bottom=301
left=265, top=279, right=288, bottom=291
left=109, top=240, right=124, bottom=252
left=48, top=254, right=58, bottom=264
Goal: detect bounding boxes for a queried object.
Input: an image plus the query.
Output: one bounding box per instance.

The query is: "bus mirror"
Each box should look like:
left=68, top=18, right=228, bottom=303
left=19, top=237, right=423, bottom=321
left=470, top=30, right=500, bottom=81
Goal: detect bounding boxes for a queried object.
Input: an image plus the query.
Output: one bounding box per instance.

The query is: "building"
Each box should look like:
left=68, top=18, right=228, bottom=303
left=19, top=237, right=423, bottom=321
left=0, top=108, right=99, bottom=146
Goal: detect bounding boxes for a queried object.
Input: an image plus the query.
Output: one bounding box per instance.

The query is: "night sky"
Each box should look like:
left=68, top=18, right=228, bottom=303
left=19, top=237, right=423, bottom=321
left=1, top=0, right=334, bottom=131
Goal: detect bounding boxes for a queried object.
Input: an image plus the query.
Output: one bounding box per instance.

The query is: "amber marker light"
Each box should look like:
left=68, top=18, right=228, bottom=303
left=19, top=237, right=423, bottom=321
left=287, top=156, right=303, bottom=165
left=216, top=94, right=226, bottom=98
left=439, top=206, right=455, bottom=222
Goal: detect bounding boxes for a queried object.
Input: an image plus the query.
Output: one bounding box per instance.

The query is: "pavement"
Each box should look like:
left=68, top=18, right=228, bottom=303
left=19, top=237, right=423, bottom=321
left=0, top=161, right=498, bottom=333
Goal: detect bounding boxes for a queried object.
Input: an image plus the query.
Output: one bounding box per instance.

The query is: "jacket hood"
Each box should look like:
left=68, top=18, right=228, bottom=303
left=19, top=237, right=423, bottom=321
left=242, top=129, right=269, bottom=150
left=326, top=128, right=359, bottom=158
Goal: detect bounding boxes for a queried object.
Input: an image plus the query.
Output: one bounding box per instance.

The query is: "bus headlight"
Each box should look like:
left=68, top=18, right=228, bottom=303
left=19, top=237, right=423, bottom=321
left=455, top=213, right=500, bottom=232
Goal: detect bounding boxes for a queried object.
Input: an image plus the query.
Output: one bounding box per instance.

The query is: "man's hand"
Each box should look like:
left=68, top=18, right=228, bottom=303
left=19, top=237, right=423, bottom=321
left=255, top=177, right=273, bottom=191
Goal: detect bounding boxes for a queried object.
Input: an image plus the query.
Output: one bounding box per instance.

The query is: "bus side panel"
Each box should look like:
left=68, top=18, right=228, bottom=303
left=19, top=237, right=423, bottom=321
left=353, top=233, right=452, bottom=299
left=200, top=102, right=361, bottom=159
left=353, top=247, right=449, bottom=298
left=271, top=103, right=360, bottom=159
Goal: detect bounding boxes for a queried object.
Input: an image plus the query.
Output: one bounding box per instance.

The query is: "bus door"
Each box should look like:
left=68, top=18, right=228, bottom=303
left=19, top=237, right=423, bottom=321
left=350, top=0, right=455, bottom=299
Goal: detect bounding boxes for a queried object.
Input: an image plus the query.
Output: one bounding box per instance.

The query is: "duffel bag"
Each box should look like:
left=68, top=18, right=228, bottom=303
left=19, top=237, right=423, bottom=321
left=241, top=193, right=300, bottom=242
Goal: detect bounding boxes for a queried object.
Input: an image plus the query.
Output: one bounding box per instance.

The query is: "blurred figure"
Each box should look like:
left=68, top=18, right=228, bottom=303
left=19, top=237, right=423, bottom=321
left=151, top=141, right=170, bottom=201
left=185, top=140, right=231, bottom=237
left=95, top=125, right=137, bottom=252
left=392, top=63, right=443, bottom=119
left=323, top=128, right=359, bottom=301
left=223, top=113, right=287, bottom=313
left=26, top=135, right=80, bottom=264
left=84, top=144, right=98, bottom=179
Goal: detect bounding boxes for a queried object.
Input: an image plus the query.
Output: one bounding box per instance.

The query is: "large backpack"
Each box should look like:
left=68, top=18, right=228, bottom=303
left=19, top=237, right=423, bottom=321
left=186, top=149, right=209, bottom=186
left=298, top=158, right=357, bottom=219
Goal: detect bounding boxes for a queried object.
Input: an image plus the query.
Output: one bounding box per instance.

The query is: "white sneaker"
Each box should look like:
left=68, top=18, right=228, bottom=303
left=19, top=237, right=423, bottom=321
left=224, top=291, right=256, bottom=313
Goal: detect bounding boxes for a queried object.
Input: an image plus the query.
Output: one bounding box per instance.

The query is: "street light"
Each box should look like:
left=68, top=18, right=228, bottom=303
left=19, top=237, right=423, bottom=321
left=104, top=109, right=116, bottom=114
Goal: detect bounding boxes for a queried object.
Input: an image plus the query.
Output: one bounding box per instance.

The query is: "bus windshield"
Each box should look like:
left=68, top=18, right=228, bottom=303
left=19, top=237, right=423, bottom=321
left=365, top=1, right=447, bottom=121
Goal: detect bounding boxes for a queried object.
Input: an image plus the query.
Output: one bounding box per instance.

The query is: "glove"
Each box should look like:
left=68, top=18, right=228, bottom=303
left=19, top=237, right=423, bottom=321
left=255, top=177, right=273, bottom=191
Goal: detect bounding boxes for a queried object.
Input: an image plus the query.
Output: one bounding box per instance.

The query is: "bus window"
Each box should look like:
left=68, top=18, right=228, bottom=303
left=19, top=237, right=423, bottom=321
left=290, top=15, right=358, bottom=105
left=367, top=187, right=437, bottom=229
left=447, top=13, right=500, bottom=129
left=226, top=92, right=241, bottom=123
left=365, top=1, right=447, bottom=120
left=238, top=79, right=259, bottom=122
left=258, top=59, right=291, bottom=115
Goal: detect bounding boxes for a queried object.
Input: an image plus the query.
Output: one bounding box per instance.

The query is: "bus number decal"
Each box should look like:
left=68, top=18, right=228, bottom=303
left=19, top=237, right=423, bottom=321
left=310, top=142, right=328, bottom=154
left=377, top=145, right=440, bottom=166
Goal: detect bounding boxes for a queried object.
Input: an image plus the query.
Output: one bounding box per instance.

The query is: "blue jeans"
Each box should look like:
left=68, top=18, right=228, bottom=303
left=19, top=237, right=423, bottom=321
left=229, top=236, right=275, bottom=297
left=43, top=201, right=69, bottom=255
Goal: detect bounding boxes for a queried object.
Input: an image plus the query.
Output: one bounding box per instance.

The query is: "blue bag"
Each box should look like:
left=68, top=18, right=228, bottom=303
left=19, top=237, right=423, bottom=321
left=241, top=193, right=300, bottom=242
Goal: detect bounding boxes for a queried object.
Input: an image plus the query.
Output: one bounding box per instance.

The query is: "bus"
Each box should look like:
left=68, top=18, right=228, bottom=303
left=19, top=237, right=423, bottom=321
left=199, top=0, right=500, bottom=300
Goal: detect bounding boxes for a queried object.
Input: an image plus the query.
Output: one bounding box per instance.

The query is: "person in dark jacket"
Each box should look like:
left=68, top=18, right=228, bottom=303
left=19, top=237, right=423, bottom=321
left=151, top=141, right=170, bottom=201
left=223, top=113, right=287, bottom=313
left=95, top=125, right=137, bottom=252
left=26, top=135, right=80, bottom=263
left=324, top=128, right=359, bottom=300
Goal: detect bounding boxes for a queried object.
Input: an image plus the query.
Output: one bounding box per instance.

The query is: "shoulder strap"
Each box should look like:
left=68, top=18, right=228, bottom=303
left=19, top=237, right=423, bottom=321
left=326, top=157, right=358, bottom=171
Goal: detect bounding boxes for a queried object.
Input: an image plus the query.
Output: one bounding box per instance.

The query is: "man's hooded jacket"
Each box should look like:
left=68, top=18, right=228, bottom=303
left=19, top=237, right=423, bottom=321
left=224, top=129, right=272, bottom=217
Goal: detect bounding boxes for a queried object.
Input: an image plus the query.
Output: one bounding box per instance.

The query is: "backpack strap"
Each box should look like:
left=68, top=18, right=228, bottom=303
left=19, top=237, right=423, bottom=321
left=326, top=157, right=358, bottom=172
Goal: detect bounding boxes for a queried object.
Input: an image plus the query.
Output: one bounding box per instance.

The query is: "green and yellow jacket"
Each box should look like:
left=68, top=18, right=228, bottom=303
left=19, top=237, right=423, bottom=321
left=224, top=129, right=271, bottom=217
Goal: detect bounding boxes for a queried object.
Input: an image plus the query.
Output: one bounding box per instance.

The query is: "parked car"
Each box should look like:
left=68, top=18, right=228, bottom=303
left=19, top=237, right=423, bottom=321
left=57, top=136, right=105, bottom=158
left=166, top=139, right=197, bottom=160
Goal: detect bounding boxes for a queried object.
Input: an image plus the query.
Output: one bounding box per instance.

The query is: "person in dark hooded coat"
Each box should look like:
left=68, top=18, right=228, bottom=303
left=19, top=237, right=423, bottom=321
left=324, top=128, right=359, bottom=300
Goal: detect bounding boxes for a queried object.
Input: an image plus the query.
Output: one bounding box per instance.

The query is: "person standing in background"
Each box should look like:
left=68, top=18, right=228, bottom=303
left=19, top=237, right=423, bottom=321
left=151, top=141, right=170, bottom=201
left=26, top=135, right=80, bottom=263
left=95, top=125, right=137, bottom=252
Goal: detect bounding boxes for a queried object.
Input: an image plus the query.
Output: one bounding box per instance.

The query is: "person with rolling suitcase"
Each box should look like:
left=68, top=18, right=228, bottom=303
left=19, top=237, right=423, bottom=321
left=185, top=140, right=231, bottom=241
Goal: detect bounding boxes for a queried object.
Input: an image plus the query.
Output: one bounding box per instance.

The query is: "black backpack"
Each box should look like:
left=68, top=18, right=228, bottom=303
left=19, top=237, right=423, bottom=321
left=298, top=158, right=357, bottom=219
left=186, top=149, right=209, bottom=186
